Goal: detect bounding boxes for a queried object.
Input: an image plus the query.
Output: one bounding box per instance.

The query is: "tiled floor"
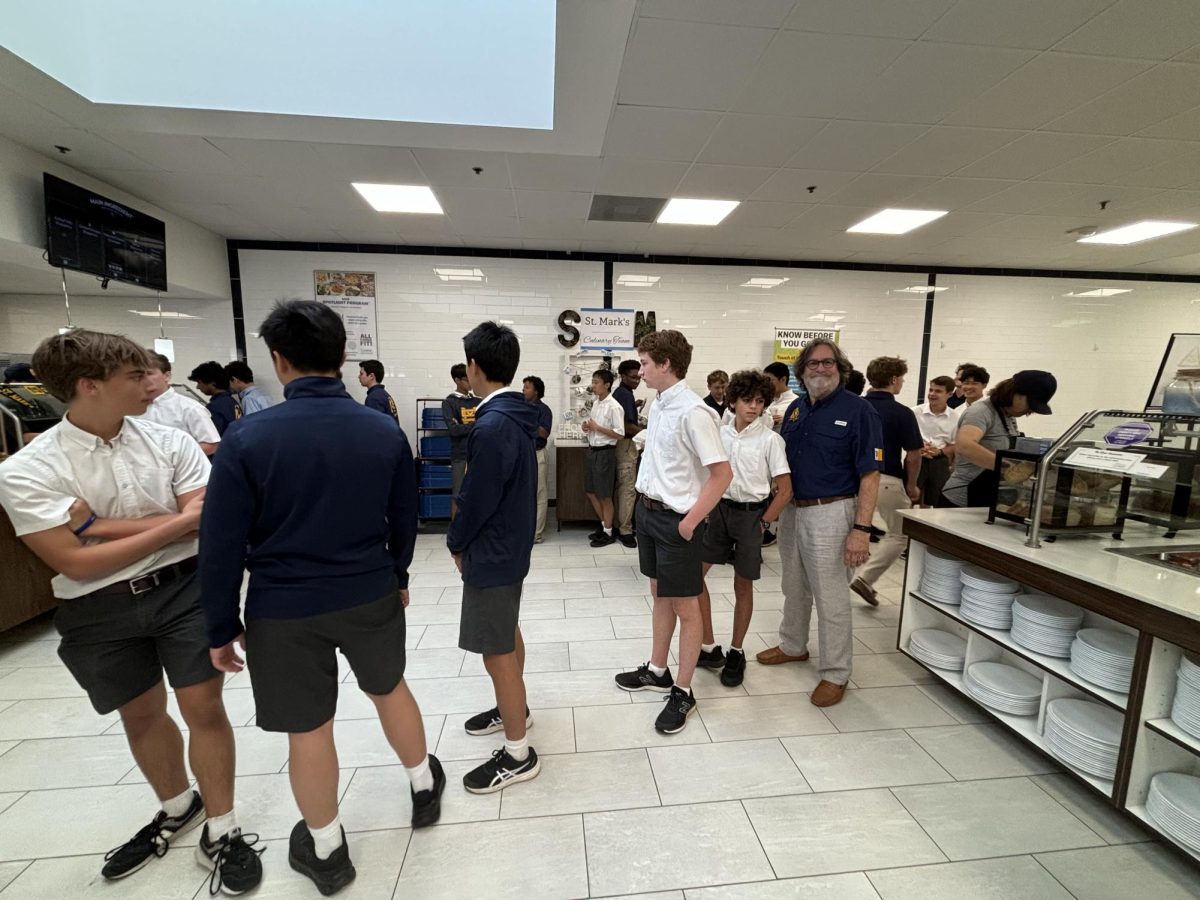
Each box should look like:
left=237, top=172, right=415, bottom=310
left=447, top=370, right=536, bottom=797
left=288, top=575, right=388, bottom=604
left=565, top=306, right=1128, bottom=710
left=0, top=522, right=1197, bottom=899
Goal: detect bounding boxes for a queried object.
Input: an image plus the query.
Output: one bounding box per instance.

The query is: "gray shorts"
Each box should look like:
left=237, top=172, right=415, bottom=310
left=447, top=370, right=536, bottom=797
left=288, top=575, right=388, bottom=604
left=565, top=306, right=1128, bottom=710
left=54, top=570, right=218, bottom=715
left=245, top=589, right=407, bottom=733
left=585, top=445, right=616, bottom=495
left=702, top=500, right=767, bottom=580
left=459, top=582, right=522, bottom=656
left=452, top=459, right=468, bottom=498
left=637, top=498, right=707, bottom=598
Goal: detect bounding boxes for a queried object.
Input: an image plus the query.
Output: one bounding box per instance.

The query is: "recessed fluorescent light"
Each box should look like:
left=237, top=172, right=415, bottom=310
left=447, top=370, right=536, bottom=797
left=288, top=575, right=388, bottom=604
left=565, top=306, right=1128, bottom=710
left=657, top=198, right=739, bottom=226
left=1063, top=288, right=1132, bottom=297
left=434, top=267, right=485, bottom=282
left=807, top=313, right=845, bottom=323
left=740, top=277, right=789, bottom=289
left=895, top=285, right=949, bottom=294
left=128, top=310, right=199, bottom=319
left=617, top=274, right=660, bottom=287
left=1077, top=220, right=1197, bottom=245
left=847, top=209, right=948, bottom=235
left=352, top=183, right=443, bottom=214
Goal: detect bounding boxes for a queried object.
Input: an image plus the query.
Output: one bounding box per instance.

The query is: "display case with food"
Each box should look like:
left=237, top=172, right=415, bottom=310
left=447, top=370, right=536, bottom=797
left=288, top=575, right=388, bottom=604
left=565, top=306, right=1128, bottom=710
left=989, top=448, right=1130, bottom=539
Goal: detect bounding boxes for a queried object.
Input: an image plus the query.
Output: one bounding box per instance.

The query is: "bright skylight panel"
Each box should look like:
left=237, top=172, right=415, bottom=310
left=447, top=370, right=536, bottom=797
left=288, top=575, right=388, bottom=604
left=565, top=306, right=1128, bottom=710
left=847, top=209, right=948, bottom=235
left=657, top=199, right=739, bottom=226
left=353, top=184, right=443, bottom=214
left=1077, top=221, right=1197, bottom=245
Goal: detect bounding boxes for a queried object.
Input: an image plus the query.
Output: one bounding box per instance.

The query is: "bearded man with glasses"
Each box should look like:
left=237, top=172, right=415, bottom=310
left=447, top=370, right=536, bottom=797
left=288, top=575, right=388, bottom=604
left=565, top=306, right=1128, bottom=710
left=756, top=339, right=883, bottom=708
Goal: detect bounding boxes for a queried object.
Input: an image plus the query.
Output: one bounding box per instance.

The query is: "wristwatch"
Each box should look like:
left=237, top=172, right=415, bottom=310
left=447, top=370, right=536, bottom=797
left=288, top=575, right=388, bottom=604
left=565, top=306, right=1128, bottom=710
left=851, top=523, right=872, bottom=534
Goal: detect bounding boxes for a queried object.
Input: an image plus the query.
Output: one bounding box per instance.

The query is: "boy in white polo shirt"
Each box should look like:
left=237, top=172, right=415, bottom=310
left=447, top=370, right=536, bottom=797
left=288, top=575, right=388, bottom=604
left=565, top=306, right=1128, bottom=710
left=696, top=370, right=792, bottom=687
left=581, top=368, right=625, bottom=548
left=613, top=331, right=732, bottom=734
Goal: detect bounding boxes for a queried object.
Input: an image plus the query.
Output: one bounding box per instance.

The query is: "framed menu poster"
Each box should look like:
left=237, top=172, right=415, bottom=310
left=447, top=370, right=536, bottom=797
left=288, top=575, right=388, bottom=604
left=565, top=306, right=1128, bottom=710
left=314, top=270, right=378, bottom=360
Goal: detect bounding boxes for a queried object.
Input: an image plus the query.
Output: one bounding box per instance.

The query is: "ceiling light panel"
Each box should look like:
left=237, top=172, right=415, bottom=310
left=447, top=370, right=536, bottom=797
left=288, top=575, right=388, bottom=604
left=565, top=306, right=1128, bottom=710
left=616, top=274, right=660, bottom=286
left=1063, top=288, right=1132, bottom=297
left=895, top=285, right=949, bottom=293
left=657, top=198, right=740, bottom=226
left=353, top=184, right=444, bottom=214
left=847, top=209, right=948, bottom=235
left=741, top=277, right=790, bottom=288
left=434, top=267, right=485, bottom=282
left=1077, top=221, right=1198, bottom=245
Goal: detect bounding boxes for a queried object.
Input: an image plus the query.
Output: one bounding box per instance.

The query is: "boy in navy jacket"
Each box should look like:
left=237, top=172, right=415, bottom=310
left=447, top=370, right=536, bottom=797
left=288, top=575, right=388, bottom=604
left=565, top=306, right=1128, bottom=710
left=448, top=321, right=542, bottom=793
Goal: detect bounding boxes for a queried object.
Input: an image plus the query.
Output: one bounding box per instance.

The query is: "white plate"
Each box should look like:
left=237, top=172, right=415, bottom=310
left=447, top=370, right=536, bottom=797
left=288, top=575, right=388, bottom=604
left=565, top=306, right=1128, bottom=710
left=1045, top=698, right=1122, bottom=746
left=1012, top=594, right=1084, bottom=626
left=966, top=661, right=1042, bottom=699
left=1074, top=629, right=1137, bottom=661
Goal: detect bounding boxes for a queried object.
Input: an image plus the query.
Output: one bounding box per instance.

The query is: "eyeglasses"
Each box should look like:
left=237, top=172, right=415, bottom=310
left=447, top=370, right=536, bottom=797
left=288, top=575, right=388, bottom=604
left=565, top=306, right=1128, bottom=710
left=804, top=358, right=838, bottom=370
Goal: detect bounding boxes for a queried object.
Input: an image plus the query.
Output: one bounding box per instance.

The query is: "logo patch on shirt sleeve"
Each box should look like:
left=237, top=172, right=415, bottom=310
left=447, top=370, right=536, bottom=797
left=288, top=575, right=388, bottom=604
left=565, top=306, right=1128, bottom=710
left=788, top=409, right=800, bottom=421
left=874, top=447, right=884, bottom=461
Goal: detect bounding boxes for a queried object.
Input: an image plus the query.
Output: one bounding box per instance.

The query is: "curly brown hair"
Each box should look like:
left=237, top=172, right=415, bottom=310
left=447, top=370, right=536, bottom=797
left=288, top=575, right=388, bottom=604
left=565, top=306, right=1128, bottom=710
left=866, top=356, right=908, bottom=389
left=725, top=369, right=774, bottom=407
left=32, top=329, right=150, bottom=402
left=637, top=329, right=692, bottom=378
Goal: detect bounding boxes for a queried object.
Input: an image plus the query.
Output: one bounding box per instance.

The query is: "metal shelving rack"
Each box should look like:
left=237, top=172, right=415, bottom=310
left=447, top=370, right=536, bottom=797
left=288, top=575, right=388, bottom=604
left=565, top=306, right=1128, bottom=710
left=415, top=397, right=452, bottom=523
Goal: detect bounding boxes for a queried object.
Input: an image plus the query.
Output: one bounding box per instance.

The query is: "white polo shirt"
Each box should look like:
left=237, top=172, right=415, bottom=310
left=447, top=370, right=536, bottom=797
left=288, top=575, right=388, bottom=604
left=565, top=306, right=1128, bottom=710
left=766, top=389, right=799, bottom=432
left=721, top=414, right=790, bottom=503
left=0, top=415, right=210, bottom=598
left=586, top=394, right=624, bottom=448
left=635, top=381, right=727, bottom=514
left=141, top=388, right=220, bottom=446
left=911, top=402, right=961, bottom=449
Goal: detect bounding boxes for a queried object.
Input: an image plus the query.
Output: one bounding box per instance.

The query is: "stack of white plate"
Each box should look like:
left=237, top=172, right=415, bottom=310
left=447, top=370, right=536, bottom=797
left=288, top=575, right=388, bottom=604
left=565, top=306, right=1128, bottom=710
left=1010, top=594, right=1084, bottom=658
left=1170, top=654, right=1200, bottom=739
left=1069, top=628, right=1138, bottom=694
left=908, top=629, right=967, bottom=671
left=964, top=661, right=1042, bottom=716
left=1044, top=698, right=1123, bottom=781
left=959, top=566, right=1021, bottom=629
left=1147, top=772, right=1200, bottom=853
left=919, top=549, right=967, bottom=604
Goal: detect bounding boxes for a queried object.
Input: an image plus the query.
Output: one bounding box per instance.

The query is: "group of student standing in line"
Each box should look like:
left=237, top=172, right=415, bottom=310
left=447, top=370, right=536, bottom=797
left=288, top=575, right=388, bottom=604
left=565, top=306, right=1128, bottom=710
left=0, top=304, right=1059, bottom=896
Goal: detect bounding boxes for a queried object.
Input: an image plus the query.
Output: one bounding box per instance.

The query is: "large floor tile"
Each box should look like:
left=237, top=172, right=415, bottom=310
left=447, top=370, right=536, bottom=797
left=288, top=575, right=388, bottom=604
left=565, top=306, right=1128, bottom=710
left=853, top=627, right=900, bottom=654
left=698, top=693, right=836, bottom=742
left=339, top=760, right=499, bottom=831
left=0, top=861, right=29, bottom=893
left=819, top=687, right=957, bottom=732
left=399, top=648, right=466, bottom=679
left=906, top=724, right=1062, bottom=780
left=648, top=738, right=811, bottom=805
left=564, top=565, right=640, bottom=582
left=121, top=725, right=290, bottom=782
left=0, top=784, right=174, bottom=860
left=569, top=638, right=676, bottom=671
left=915, top=684, right=990, bottom=724
left=500, top=748, right=659, bottom=818
left=519, top=616, right=615, bottom=644
left=416, top=624, right=460, bottom=649
left=848, top=653, right=934, bottom=688
left=782, top=730, right=953, bottom=793
left=435, top=706, right=576, bottom=761
left=0, top=640, right=67, bottom=668
left=324, top=716, right=444, bottom=769
left=0, top=734, right=138, bottom=791
left=397, top=815, right=588, bottom=900
left=866, top=856, right=1073, bottom=900
left=602, top=581, right=655, bottom=598
left=740, top=660, right=824, bottom=695
left=1030, top=773, right=1156, bottom=845
left=684, top=872, right=880, bottom=899
left=240, top=827, right=410, bottom=900
left=525, top=669, right=632, bottom=709
left=518, top=582, right=582, bottom=601
left=0, top=845, right=206, bottom=899
left=404, top=676, right=499, bottom=715
left=1035, top=843, right=1200, bottom=900
left=611, top=615, right=655, bottom=639
left=565, top=594, right=652, bottom=618
left=743, top=789, right=945, bottom=878
left=574, top=703, right=710, bottom=752
left=458, top=641, right=570, bottom=676
left=892, top=777, right=1105, bottom=860
left=586, top=801, right=774, bottom=896
left=518, top=598, right=570, bottom=620
left=403, top=603, right=463, bottom=626
left=0, top=698, right=116, bottom=740
left=628, top=675, right=747, bottom=702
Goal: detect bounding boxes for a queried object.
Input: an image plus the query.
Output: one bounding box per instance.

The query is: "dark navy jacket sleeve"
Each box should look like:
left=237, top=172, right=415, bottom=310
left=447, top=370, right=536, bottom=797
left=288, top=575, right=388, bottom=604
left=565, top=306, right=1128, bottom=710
left=209, top=393, right=236, bottom=436
left=446, top=426, right=506, bottom=555
left=388, top=434, right=418, bottom=589
left=198, top=427, right=253, bottom=647
left=852, top=404, right=884, bottom=479
left=364, top=387, right=388, bottom=416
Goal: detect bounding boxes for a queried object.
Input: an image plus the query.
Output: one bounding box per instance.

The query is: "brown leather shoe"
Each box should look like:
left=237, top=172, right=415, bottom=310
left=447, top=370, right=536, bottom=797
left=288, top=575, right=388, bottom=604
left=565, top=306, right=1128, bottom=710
left=810, top=680, right=847, bottom=707
left=850, top=578, right=880, bottom=607
left=756, top=646, right=810, bottom=665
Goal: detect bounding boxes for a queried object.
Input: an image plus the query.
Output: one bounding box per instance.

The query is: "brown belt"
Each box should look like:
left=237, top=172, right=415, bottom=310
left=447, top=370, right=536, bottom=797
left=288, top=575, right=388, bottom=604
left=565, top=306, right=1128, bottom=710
left=639, top=496, right=680, bottom=514
left=793, top=494, right=856, bottom=508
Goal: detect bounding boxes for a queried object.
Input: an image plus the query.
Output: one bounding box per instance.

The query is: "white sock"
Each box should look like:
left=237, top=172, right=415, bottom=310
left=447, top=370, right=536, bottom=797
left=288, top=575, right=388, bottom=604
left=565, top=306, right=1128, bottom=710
left=603, top=526, right=612, bottom=535
left=701, top=643, right=715, bottom=653
left=406, top=756, right=435, bottom=793
left=676, top=684, right=693, bottom=696
left=162, top=788, right=195, bottom=820
left=648, top=663, right=667, bottom=677
left=505, top=736, right=529, bottom=762
left=206, top=809, right=238, bottom=842
left=309, top=816, right=344, bottom=860
left=731, top=646, right=743, bottom=654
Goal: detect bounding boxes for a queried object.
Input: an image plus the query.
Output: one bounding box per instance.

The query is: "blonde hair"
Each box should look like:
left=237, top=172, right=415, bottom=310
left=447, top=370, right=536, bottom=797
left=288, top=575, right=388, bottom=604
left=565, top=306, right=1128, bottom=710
left=31, top=329, right=150, bottom=402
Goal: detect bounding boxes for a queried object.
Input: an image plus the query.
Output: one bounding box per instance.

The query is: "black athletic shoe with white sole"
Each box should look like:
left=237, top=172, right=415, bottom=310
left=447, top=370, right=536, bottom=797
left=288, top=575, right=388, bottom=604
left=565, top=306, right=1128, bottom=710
left=463, top=747, right=541, bottom=794
left=288, top=820, right=355, bottom=896
left=102, top=791, right=205, bottom=880
left=410, top=754, right=446, bottom=829
left=655, top=686, right=697, bottom=734
left=195, top=824, right=264, bottom=896
left=697, top=645, right=726, bottom=669
left=720, top=649, right=746, bottom=687
left=614, top=663, right=674, bottom=692
left=463, top=705, right=533, bottom=736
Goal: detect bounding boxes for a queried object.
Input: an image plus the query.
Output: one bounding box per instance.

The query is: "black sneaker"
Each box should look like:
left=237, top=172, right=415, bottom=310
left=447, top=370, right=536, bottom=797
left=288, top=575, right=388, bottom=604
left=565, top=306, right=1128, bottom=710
left=411, top=754, right=446, bottom=829
left=590, top=532, right=617, bottom=547
left=614, top=663, right=674, bottom=693
left=617, top=533, right=637, bottom=548
left=463, top=747, right=541, bottom=794
left=102, top=792, right=205, bottom=880
left=720, top=649, right=746, bottom=687
left=761, top=531, right=777, bottom=546
left=287, top=820, right=355, bottom=897
left=655, top=686, right=697, bottom=734
left=463, top=705, right=533, bottom=736
left=195, top=823, right=264, bottom=896
left=588, top=527, right=605, bottom=540
left=697, top=645, right=725, bottom=670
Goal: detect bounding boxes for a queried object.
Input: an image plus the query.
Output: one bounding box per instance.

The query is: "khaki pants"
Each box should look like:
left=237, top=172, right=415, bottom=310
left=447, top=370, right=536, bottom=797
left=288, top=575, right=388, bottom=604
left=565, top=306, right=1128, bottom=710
left=535, top=448, right=548, bottom=541
left=777, top=500, right=856, bottom=685
left=615, top=439, right=638, bottom=536
left=857, top=474, right=910, bottom=587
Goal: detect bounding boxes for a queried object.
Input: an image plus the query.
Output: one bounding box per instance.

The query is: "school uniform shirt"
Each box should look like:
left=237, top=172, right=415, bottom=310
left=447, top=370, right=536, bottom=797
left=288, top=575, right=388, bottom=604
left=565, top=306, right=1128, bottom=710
left=911, top=401, right=961, bottom=449
left=780, top=386, right=883, bottom=501
left=766, top=389, right=799, bottom=432
left=0, top=415, right=210, bottom=599
left=364, top=383, right=399, bottom=423
left=531, top=399, right=553, bottom=451
left=721, top=414, right=790, bottom=503
left=442, top=391, right=480, bottom=461
left=238, top=385, right=273, bottom=415
left=586, top=394, right=624, bottom=448
left=703, top=394, right=728, bottom=418
left=206, top=390, right=241, bottom=436
left=612, top=382, right=639, bottom=430
left=863, top=390, right=925, bottom=481
left=635, top=381, right=727, bottom=515
left=141, top=388, right=221, bottom=447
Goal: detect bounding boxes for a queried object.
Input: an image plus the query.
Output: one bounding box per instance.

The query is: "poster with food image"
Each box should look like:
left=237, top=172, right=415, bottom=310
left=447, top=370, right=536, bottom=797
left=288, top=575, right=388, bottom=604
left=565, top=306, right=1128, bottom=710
left=314, top=271, right=378, bottom=360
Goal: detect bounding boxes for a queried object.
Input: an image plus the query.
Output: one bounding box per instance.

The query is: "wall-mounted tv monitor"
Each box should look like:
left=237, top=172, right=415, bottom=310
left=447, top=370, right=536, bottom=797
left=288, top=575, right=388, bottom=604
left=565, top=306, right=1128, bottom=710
left=44, top=173, right=167, bottom=291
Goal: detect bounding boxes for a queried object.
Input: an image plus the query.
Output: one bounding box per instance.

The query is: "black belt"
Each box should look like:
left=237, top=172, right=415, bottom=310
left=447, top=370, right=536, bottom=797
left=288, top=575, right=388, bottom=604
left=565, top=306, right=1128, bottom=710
left=89, top=557, right=199, bottom=598
left=640, top=496, right=681, bottom=514
left=589, top=445, right=616, bottom=451
left=721, top=497, right=770, bottom=511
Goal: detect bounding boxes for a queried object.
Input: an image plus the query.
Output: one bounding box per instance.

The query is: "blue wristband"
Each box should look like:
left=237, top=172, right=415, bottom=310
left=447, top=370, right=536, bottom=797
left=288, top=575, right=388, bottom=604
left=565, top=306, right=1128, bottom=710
left=72, top=513, right=97, bottom=536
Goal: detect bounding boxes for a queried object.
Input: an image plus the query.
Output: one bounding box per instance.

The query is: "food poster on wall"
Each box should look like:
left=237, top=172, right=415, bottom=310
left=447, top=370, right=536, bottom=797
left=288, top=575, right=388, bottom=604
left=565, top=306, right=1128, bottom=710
left=314, top=271, right=378, bottom=360
left=774, top=328, right=841, bottom=393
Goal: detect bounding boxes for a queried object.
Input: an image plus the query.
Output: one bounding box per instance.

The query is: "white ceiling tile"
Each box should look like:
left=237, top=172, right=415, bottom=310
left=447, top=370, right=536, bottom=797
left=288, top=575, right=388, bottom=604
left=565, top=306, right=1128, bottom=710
left=594, top=158, right=689, bottom=196
left=922, top=0, right=1114, bottom=49
left=838, top=43, right=1037, bottom=124
left=515, top=191, right=593, bottom=221
left=1175, top=45, right=1200, bottom=62
left=306, top=144, right=425, bottom=182
left=435, top=188, right=518, bottom=220
left=638, top=0, right=798, bottom=28
left=504, top=153, right=600, bottom=192
left=37, top=129, right=160, bottom=171
left=411, top=149, right=512, bottom=188
left=786, top=121, right=929, bottom=172
left=781, top=204, right=878, bottom=237
left=523, top=239, right=581, bottom=252
left=963, top=180, right=1105, bottom=215
left=750, top=169, right=860, bottom=202
left=873, top=127, right=1020, bottom=176
left=579, top=221, right=654, bottom=242
left=823, top=173, right=940, bottom=206
left=1030, top=184, right=1169, bottom=217
left=733, top=31, right=911, bottom=117
left=205, top=138, right=323, bottom=176
left=618, top=17, right=774, bottom=110
left=724, top=201, right=806, bottom=228
left=1138, top=105, right=1200, bottom=140
left=603, top=105, right=723, bottom=161
left=448, top=216, right=523, bottom=238
left=674, top=163, right=776, bottom=199
left=955, top=132, right=1114, bottom=179
left=698, top=114, right=828, bottom=167
left=454, top=236, right=524, bottom=249
left=782, top=0, right=956, bottom=39
left=897, top=177, right=1018, bottom=209
left=1045, top=63, right=1200, bottom=135
left=1054, top=0, right=1200, bottom=59
left=1109, top=188, right=1200, bottom=216
left=942, top=53, right=1151, bottom=130
left=95, top=133, right=237, bottom=175
left=1033, top=138, right=1197, bottom=184
left=970, top=214, right=1113, bottom=241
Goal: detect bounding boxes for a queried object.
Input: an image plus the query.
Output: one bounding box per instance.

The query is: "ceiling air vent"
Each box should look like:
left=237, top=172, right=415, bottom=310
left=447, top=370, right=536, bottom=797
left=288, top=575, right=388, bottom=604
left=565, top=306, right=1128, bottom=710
left=588, top=194, right=667, bottom=223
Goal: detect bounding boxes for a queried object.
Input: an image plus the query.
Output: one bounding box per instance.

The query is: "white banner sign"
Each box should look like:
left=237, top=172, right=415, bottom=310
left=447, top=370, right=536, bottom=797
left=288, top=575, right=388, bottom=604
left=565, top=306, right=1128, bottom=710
left=314, top=271, right=378, bottom=360
left=580, top=307, right=636, bottom=351
left=1063, top=446, right=1146, bottom=475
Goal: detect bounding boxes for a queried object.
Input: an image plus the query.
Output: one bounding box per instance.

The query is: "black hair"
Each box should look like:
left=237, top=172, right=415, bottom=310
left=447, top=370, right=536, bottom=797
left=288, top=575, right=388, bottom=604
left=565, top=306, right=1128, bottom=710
left=450, top=363, right=468, bottom=381
left=592, top=368, right=614, bottom=387
left=224, top=360, right=254, bottom=383
left=523, top=375, right=545, bottom=399
left=188, top=360, right=231, bottom=389
left=763, top=362, right=790, bottom=381
left=960, top=363, right=991, bottom=385
left=257, top=300, right=345, bottom=374
left=360, top=359, right=385, bottom=383
left=3, top=362, right=34, bottom=383
left=462, top=321, right=519, bottom=385
left=617, top=359, right=641, bottom=376
left=846, top=369, right=866, bottom=395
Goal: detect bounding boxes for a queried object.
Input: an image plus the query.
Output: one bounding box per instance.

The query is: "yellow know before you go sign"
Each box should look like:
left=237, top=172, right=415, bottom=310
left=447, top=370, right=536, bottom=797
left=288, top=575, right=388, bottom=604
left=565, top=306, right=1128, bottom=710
left=773, top=328, right=841, bottom=366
